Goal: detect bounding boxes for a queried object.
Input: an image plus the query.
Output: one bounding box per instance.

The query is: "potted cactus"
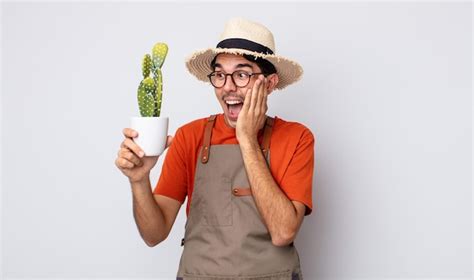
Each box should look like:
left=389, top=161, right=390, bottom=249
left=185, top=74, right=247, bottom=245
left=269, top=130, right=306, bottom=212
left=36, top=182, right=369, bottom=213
left=130, top=42, right=169, bottom=156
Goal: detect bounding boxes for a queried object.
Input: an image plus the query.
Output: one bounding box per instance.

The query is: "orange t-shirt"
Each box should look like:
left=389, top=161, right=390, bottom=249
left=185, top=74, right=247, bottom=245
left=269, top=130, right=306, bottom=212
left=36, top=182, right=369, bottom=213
left=153, top=113, right=315, bottom=216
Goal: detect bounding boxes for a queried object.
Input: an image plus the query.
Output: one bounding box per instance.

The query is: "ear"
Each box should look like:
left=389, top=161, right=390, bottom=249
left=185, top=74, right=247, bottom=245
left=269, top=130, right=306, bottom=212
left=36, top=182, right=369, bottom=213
left=266, top=73, right=279, bottom=95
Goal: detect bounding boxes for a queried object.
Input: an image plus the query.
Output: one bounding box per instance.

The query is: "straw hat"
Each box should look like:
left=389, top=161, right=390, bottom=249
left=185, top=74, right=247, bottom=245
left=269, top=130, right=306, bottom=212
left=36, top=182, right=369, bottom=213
left=185, top=17, right=303, bottom=90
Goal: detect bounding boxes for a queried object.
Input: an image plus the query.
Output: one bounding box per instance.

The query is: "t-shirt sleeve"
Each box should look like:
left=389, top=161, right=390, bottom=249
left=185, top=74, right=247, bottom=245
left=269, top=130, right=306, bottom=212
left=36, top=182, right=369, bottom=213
left=152, top=127, right=187, bottom=204
left=279, top=127, right=315, bottom=215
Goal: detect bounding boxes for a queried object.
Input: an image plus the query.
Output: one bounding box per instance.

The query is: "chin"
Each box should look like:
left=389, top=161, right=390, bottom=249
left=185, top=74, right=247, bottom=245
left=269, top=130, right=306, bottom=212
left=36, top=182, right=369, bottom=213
left=224, top=114, right=238, bottom=128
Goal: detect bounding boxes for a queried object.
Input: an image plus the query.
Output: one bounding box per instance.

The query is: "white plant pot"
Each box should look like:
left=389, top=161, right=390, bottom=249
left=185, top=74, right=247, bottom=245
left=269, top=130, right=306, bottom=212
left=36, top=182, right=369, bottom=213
left=130, top=116, right=169, bottom=156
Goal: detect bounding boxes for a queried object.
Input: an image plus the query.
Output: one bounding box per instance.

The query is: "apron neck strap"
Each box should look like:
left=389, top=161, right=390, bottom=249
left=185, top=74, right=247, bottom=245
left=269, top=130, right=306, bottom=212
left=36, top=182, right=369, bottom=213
left=261, top=116, right=274, bottom=158
left=201, top=114, right=217, bottom=163
left=200, top=115, right=275, bottom=164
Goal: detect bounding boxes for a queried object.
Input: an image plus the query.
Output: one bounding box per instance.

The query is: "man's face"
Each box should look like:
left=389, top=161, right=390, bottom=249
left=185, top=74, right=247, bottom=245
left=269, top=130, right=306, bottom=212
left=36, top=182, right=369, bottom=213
left=212, top=53, right=265, bottom=128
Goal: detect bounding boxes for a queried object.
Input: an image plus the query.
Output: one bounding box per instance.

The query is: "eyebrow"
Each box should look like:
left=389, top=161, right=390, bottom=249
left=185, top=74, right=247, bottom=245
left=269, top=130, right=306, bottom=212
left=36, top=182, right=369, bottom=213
left=214, top=63, right=254, bottom=70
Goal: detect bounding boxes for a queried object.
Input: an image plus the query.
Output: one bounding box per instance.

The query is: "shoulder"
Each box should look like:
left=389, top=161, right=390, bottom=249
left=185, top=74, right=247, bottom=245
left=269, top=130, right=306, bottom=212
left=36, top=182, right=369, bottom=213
left=179, top=116, right=208, bottom=132
left=172, top=115, right=212, bottom=147
left=272, top=116, right=315, bottom=144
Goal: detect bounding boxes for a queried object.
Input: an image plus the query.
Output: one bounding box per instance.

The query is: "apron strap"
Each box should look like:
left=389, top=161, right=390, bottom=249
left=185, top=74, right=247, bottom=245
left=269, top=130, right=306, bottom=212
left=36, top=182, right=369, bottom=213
left=201, top=114, right=217, bottom=163
left=261, top=116, right=274, bottom=158
left=201, top=115, right=274, bottom=164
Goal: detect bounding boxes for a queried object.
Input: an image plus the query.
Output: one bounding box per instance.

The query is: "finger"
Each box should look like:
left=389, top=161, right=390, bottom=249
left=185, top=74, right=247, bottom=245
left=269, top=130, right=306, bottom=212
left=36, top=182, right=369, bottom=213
left=123, top=128, right=138, bottom=138
left=255, top=77, right=267, bottom=114
left=123, top=137, right=145, bottom=158
left=120, top=150, right=142, bottom=166
left=166, top=135, right=173, bottom=148
left=115, top=157, right=135, bottom=169
left=120, top=139, right=130, bottom=149
left=263, top=84, right=268, bottom=113
left=241, top=88, right=251, bottom=114
left=249, top=76, right=262, bottom=112
left=263, top=78, right=268, bottom=113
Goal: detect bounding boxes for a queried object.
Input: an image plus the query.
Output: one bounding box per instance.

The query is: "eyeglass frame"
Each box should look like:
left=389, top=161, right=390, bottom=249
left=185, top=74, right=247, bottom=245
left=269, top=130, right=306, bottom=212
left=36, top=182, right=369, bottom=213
left=207, top=70, right=269, bottom=88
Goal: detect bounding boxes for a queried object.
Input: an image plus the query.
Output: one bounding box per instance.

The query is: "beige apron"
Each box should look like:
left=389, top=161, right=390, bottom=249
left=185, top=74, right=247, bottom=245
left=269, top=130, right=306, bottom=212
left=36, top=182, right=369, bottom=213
left=177, top=115, right=303, bottom=280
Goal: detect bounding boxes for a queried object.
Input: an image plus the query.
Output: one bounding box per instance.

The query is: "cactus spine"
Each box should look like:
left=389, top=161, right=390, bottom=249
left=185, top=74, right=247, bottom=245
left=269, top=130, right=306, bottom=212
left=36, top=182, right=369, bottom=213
left=137, top=43, right=168, bottom=117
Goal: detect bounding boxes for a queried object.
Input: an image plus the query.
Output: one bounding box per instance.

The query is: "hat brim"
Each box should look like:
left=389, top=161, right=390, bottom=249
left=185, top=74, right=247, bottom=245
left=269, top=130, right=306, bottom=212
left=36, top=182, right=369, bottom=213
left=185, top=48, right=303, bottom=90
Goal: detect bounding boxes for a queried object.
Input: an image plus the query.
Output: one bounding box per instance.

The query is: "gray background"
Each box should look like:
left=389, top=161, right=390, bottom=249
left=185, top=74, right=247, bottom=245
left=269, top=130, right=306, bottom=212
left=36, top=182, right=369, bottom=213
left=1, top=1, right=472, bottom=279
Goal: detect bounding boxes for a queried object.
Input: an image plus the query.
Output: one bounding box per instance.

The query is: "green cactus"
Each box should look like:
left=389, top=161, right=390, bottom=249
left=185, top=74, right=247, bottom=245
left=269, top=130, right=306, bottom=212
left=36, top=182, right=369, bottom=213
left=137, top=43, right=168, bottom=117
left=142, top=54, right=152, bottom=78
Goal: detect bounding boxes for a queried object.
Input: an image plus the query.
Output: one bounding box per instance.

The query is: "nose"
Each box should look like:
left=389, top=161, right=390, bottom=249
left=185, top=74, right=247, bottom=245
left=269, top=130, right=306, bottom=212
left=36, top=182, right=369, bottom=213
left=222, top=74, right=237, bottom=92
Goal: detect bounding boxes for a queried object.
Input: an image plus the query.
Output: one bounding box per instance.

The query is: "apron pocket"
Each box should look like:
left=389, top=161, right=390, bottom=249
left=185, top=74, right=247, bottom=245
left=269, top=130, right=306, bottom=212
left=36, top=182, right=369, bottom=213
left=201, top=176, right=233, bottom=226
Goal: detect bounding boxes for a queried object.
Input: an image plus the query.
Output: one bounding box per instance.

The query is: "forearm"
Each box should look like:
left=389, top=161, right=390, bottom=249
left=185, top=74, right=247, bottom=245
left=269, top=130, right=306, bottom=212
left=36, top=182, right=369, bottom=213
left=240, top=140, right=299, bottom=246
left=130, top=178, right=167, bottom=246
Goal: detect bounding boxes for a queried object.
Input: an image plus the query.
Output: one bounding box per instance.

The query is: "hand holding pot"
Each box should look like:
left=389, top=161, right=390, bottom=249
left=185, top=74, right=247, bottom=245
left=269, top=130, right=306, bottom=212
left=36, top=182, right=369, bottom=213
left=115, top=128, right=173, bottom=183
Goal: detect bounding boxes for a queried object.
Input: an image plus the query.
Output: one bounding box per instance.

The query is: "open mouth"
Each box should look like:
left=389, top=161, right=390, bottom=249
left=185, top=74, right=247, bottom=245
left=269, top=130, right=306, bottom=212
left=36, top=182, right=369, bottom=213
left=225, top=99, right=244, bottom=120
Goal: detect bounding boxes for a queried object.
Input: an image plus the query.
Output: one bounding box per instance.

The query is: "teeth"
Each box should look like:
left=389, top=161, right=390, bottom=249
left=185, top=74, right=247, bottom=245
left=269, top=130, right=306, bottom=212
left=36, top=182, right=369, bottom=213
left=225, top=100, right=242, bottom=105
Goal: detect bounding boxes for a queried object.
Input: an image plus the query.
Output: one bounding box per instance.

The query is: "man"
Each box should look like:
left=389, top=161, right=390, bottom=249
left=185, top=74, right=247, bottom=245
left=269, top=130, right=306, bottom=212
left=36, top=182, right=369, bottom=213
left=115, top=18, right=315, bottom=280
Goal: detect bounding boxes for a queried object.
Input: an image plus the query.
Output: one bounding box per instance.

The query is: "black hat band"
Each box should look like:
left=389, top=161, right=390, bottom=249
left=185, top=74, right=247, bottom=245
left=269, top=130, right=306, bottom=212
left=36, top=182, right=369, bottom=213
left=216, top=38, right=274, bottom=55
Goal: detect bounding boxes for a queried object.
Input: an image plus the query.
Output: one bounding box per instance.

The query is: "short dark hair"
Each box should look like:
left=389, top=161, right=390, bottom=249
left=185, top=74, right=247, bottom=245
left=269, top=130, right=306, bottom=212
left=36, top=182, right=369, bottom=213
left=210, top=53, right=277, bottom=75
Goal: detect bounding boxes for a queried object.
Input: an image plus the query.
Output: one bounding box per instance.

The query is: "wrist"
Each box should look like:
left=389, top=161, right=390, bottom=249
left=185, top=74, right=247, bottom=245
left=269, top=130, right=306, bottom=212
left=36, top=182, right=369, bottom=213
left=129, top=175, right=150, bottom=186
left=238, top=137, right=259, bottom=151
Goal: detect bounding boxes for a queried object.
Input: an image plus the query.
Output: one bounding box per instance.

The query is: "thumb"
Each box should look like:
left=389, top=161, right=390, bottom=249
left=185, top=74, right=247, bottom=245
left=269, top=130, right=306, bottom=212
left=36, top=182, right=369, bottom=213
left=166, top=135, right=174, bottom=148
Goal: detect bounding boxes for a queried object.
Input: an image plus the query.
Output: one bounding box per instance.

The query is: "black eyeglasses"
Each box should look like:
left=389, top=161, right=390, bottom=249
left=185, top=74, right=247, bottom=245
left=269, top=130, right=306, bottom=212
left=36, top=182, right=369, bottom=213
left=207, top=70, right=267, bottom=88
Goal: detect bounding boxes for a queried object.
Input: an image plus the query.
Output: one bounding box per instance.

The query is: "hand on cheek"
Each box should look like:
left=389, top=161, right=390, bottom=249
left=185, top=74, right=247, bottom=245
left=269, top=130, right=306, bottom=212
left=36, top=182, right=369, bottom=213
left=236, top=75, right=268, bottom=145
